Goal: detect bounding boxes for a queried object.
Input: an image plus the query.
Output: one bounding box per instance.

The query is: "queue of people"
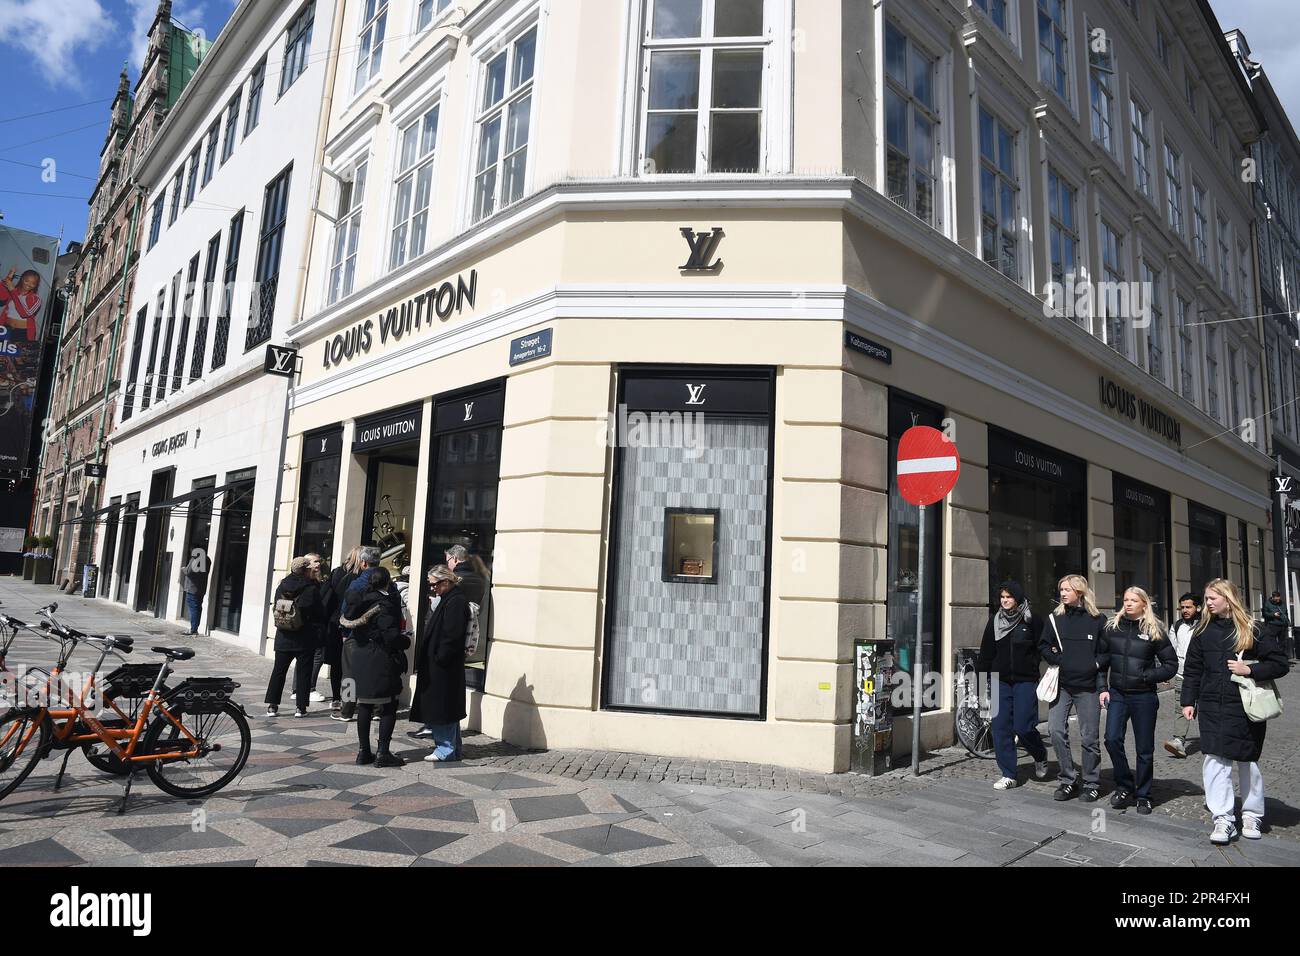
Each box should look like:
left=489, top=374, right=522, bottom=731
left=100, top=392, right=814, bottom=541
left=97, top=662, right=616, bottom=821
left=978, top=573, right=1289, bottom=844
left=265, top=544, right=489, bottom=766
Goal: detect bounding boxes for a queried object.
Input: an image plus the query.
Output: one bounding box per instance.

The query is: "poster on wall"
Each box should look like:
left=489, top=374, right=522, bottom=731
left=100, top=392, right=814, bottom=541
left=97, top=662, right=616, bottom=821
left=0, top=225, right=59, bottom=472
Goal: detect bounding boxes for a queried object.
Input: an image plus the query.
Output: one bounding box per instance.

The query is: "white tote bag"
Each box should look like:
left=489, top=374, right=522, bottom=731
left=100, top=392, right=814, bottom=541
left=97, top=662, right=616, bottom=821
left=1036, top=614, right=1062, bottom=703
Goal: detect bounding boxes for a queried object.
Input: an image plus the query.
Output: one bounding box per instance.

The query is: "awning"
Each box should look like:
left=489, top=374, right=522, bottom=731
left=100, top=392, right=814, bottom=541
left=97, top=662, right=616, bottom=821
left=139, top=483, right=232, bottom=514
left=60, top=501, right=124, bottom=526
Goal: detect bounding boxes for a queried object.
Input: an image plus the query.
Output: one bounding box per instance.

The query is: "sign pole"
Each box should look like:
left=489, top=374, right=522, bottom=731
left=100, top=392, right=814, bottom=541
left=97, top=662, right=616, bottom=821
left=912, top=503, right=924, bottom=776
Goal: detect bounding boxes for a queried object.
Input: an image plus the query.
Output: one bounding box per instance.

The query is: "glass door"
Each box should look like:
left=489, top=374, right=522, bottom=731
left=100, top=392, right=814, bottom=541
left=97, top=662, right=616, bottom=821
left=115, top=494, right=139, bottom=603
left=212, top=471, right=255, bottom=634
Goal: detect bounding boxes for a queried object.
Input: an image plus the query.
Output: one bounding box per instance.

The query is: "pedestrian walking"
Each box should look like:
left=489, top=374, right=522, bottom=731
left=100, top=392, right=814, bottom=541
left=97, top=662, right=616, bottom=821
left=1040, top=574, right=1109, bottom=803
left=178, top=547, right=209, bottom=636
left=1163, top=592, right=1200, bottom=758
left=265, top=554, right=325, bottom=718
left=1261, top=590, right=1292, bottom=660
left=1183, top=578, right=1289, bottom=844
left=1102, top=587, right=1178, bottom=815
left=338, top=566, right=409, bottom=767
left=411, top=565, right=469, bottom=761
left=975, top=579, right=1050, bottom=790
left=316, top=546, right=362, bottom=720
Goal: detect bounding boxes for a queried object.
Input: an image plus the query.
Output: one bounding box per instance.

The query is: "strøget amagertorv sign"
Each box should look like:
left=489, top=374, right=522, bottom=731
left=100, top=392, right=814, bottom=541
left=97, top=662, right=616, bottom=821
left=322, top=270, right=479, bottom=369
left=1098, top=376, right=1182, bottom=446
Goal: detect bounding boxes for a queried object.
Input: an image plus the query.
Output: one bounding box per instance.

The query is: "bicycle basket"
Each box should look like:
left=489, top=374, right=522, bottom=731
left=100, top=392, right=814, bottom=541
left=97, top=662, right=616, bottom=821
left=102, top=663, right=164, bottom=700
left=165, top=677, right=241, bottom=714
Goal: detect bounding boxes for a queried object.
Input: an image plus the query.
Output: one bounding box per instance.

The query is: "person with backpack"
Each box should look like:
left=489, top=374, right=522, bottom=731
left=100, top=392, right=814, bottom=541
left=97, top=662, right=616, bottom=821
left=1163, top=592, right=1200, bottom=758
left=975, top=579, right=1050, bottom=790
left=1040, top=573, right=1110, bottom=803
left=411, top=565, right=470, bottom=761
left=264, top=554, right=325, bottom=718
left=1102, top=586, right=1179, bottom=815
left=1183, top=578, right=1289, bottom=844
left=338, top=566, right=410, bottom=767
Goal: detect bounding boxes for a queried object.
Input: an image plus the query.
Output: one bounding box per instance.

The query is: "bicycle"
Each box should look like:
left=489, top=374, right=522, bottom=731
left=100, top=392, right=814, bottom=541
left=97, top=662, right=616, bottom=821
left=0, top=602, right=251, bottom=813
left=954, top=653, right=995, bottom=759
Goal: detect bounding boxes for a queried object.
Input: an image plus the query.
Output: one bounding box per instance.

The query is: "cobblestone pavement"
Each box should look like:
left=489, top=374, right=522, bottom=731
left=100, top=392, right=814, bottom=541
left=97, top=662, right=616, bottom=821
left=3, top=576, right=1299, bottom=867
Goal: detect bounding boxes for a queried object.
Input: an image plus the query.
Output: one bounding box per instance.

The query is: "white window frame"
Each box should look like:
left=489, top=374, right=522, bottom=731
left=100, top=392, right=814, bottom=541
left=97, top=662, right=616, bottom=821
left=1046, top=164, right=1080, bottom=305
left=468, top=18, right=540, bottom=224
left=977, top=99, right=1023, bottom=286
left=353, top=0, right=388, bottom=96
left=1140, top=259, right=1166, bottom=384
left=388, top=98, right=442, bottom=269
left=1191, top=181, right=1207, bottom=263
left=1098, top=213, right=1127, bottom=358
left=1087, top=20, right=1116, bottom=155
left=1164, top=140, right=1183, bottom=237
left=1130, top=93, right=1152, bottom=201
left=1205, top=323, right=1221, bottom=421
left=414, top=0, right=454, bottom=36
left=1036, top=0, right=1071, bottom=106
left=1216, top=214, right=1232, bottom=298
left=327, top=153, right=369, bottom=305
left=882, top=19, right=943, bottom=230
left=972, top=0, right=1016, bottom=45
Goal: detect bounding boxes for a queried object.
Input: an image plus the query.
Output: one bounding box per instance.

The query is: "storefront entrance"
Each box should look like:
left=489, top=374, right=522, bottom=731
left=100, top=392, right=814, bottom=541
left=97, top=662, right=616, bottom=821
left=99, top=499, right=121, bottom=598
left=1188, top=502, right=1227, bottom=598
left=1112, top=474, right=1171, bottom=617
left=422, top=381, right=505, bottom=690
left=212, top=469, right=256, bottom=634
left=177, top=477, right=217, bottom=623
left=988, top=428, right=1087, bottom=617
left=135, top=469, right=174, bottom=615
left=602, top=367, right=775, bottom=719
left=354, top=404, right=423, bottom=576
left=115, top=494, right=139, bottom=603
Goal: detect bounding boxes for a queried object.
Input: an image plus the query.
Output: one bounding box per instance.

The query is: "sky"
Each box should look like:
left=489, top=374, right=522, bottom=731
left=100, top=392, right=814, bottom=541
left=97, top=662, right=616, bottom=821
left=0, top=0, right=237, bottom=248
left=0, top=0, right=1296, bottom=250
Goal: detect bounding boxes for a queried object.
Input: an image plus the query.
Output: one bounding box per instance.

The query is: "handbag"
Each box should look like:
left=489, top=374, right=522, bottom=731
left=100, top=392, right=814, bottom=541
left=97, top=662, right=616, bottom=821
left=1036, top=614, right=1062, bottom=703
left=1232, top=653, right=1283, bottom=722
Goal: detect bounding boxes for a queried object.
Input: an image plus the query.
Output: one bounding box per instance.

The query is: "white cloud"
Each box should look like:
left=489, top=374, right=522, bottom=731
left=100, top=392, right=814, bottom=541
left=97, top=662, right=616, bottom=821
left=0, top=0, right=113, bottom=90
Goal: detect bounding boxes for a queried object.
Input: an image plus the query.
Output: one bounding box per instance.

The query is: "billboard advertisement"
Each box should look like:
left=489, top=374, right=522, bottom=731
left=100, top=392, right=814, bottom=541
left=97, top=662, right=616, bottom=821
left=0, top=225, right=59, bottom=472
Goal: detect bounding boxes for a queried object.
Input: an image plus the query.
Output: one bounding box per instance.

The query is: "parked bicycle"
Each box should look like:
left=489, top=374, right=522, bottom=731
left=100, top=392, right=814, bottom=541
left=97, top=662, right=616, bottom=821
left=0, top=602, right=251, bottom=812
left=954, top=653, right=995, bottom=759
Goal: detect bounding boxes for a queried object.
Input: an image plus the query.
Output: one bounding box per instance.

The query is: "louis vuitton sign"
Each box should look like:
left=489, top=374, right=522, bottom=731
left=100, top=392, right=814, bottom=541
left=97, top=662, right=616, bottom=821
left=322, top=270, right=478, bottom=370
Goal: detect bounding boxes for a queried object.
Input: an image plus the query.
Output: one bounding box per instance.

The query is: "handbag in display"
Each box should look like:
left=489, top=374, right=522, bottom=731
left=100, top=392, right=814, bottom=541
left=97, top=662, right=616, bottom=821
left=1232, top=653, right=1283, bottom=722
left=1036, top=614, right=1062, bottom=703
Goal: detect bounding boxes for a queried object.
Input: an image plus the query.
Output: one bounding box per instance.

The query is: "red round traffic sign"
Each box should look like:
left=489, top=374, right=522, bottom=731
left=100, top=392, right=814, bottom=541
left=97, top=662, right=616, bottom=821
left=897, top=426, right=960, bottom=506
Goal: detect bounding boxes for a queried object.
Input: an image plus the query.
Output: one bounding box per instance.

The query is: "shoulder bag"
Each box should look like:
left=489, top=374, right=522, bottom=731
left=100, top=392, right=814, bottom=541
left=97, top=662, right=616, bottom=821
left=1036, top=614, right=1062, bottom=703
left=1232, top=652, right=1283, bottom=722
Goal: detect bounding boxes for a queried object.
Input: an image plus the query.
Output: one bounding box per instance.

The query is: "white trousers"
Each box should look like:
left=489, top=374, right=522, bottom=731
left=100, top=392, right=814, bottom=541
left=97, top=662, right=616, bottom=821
left=1202, top=754, right=1265, bottom=824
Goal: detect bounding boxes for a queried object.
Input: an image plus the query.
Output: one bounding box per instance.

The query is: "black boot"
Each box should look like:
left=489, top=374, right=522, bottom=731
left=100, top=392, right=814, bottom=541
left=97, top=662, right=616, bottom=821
left=375, top=751, right=406, bottom=768
left=356, top=749, right=374, bottom=765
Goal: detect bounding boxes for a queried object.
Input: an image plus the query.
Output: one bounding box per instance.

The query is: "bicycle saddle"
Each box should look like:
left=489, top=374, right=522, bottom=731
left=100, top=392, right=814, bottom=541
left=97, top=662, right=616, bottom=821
left=152, top=646, right=195, bottom=661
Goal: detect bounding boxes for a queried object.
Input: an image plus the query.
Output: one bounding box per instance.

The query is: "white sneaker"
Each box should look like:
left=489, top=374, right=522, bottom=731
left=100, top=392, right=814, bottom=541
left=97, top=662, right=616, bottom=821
left=1210, top=819, right=1238, bottom=845
left=309, top=691, right=328, bottom=703
left=1033, top=761, right=1050, bottom=780
left=265, top=705, right=278, bottom=718
left=1242, top=819, right=1263, bottom=840
left=993, top=776, right=1018, bottom=790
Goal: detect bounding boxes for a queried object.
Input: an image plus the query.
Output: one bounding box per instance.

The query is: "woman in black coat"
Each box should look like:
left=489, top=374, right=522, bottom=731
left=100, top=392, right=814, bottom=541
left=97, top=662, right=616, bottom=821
left=975, top=580, right=1049, bottom=790
left=264, top=555, right=325, bottom=718
left=1183, top=578, right=1289, bottom=844
left=339, top=566, right=409, bottom=767
left=411, top=565, right=469, bottom=761
left=313, top=546, right=361, bottom=719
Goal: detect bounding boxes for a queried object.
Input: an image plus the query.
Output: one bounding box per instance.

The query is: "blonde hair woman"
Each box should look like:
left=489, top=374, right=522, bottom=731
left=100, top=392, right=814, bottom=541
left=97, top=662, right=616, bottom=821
left=1101, top=587, right=1179, bottom=814
left=1039, top=574, right=1109, bottom=803
left=1182, top=578, right=1289, bottom=844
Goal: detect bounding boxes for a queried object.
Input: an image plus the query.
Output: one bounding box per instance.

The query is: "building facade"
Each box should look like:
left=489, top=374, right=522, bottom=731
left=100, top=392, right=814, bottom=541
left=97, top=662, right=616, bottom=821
left=33, top=1, right=208, bottom=592
left=97, top=0, right=339, bottom=644
left=269, top=0, right=1273, bottom=772
left=1229, top=31, right=1300, bottom=613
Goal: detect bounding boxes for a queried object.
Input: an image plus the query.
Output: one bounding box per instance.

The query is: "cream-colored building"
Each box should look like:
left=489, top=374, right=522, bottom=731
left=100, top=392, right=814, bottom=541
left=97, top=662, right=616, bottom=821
left=277, top=0, right=1272, bottom=772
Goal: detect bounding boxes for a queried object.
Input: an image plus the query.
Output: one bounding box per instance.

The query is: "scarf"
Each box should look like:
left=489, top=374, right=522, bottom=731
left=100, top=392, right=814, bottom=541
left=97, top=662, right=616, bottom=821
left=993, top=579, right=1029, bottom=641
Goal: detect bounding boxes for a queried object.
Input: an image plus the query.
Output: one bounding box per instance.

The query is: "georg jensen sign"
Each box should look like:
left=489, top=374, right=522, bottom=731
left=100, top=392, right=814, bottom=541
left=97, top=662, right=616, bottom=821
left=323, top=270, right=478, bottom=370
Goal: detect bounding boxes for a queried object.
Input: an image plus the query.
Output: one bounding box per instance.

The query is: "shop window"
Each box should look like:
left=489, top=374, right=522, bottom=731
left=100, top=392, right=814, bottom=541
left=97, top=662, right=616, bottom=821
left=1112, top=475, right=1170, bottom=618
left=1239, top=519, right=1251, bottom=608
left=179, top=477, right=216, bottom=621
left=213, top=470, right=256, bottom=633
left=1188, top=502, right=1226, bottom=598
left=99, top=498, right=122, bottom=598
left=662, top=508, right=719, bottom=583
left=886, top=392, right=944, bottom=704
left=115, top=494, right=139, bottom=603
left=296, top=429, right=342, bottom=561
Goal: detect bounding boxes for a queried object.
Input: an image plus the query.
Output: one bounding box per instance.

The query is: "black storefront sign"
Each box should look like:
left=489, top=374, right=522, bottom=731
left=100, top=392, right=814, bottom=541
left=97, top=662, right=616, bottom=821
left=987, top=427, right=1086, bottom=487
left=509, top=328, right=552, bottom=366
left=1113, top=474, right=1164, bottom=513
left=622, top=374, right=770, bottom=416
left=303, top=426, right=343, bottom=461
left=434, top=386, right=505, bottom=433
left=322, top=270, right=478, bottom=369
left=1097, top=376, right=1182, bottom=445
left=845, top=331, right=892, bottom=364
left=353, top=404, right=423, bottom=453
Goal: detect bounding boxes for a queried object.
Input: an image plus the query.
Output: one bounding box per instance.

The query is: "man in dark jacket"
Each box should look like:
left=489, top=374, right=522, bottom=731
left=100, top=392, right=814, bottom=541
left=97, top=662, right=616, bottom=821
left=412, top=565, right=469, bottom=761
left=264, top=555, right=325, bottom=718
left=1261, top=591, right=1292, bottom=660
left=1039, top=577, right=1109, bottom=803
left=178, top=548, right=209, bottom=636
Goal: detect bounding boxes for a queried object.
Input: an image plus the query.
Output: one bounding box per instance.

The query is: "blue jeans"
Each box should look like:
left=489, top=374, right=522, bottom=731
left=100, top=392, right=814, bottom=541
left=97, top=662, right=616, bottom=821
left=991, top=679, right=1047, bottom=779
left=1105, top=689, right=1159, bottom=799
left=429, top=721, right=462, bottom=760
left=184, top=592, right=202, bottom=633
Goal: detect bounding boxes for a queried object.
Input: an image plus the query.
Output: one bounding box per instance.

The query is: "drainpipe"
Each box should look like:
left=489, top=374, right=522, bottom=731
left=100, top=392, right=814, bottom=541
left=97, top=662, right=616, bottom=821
left=256, top=0, right=348, bottom=648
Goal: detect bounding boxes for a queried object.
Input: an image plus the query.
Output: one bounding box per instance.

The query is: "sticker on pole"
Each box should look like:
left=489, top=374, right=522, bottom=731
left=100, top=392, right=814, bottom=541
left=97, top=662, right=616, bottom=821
left=897, top=426, right=960, bottom=506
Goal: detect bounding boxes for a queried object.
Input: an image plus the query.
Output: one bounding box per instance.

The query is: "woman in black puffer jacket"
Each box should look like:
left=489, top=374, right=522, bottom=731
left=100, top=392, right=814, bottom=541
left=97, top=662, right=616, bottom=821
left=1183, top=578, right=1289, bottom=844
left=339, top=566, right=410, bottom=768
left=975, top=580, right=1049, bottom=790
left=1102, top=587, right=1178, bottom=814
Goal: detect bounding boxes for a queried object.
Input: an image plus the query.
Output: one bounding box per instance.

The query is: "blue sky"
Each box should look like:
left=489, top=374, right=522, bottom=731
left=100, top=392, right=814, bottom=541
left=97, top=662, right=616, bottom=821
left=0, top=0, right=1295, bottom=250
left=0, top=0, right=236, bottom=248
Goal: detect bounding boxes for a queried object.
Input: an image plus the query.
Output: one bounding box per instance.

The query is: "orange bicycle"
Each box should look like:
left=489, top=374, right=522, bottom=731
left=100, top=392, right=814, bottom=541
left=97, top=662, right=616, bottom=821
left=0, top=602, right=251, bottom=812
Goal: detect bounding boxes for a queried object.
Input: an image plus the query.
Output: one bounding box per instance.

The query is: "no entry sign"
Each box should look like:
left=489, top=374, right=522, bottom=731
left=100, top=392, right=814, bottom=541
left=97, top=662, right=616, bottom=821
left=897, top=426, right=960, bottom=506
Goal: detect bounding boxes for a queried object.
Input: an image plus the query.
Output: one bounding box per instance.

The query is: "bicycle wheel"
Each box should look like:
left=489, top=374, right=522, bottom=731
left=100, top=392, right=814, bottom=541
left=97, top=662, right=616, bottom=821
left=142, top=701, right=250, bottom=799
left=955, top=701, right=996, bottom=759
left=0, top=709, right=50, bottom=800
